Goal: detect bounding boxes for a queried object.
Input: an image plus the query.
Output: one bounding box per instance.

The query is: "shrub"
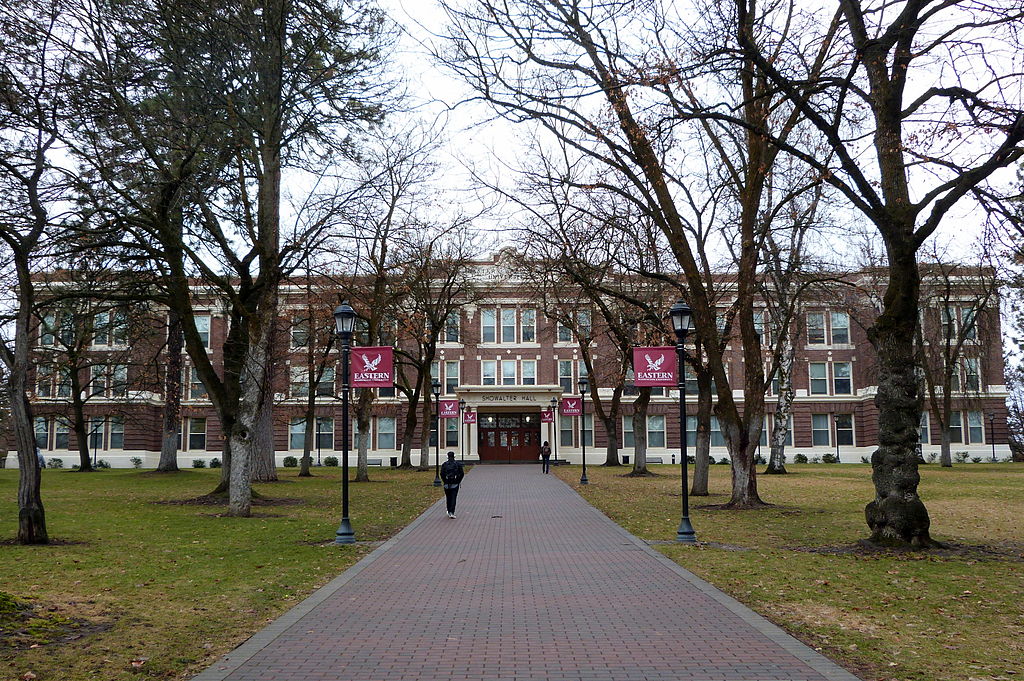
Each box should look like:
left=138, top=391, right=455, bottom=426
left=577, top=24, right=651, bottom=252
left=192, top=459, right=206, bottom=468
left=954, top=451, right=969, bottom=464
left=860, top=455, right=870, bottom=464
left=926, top=452, right=938, bottom=464
left=686, top=455, right=696, bottom=464
left=46, top=458, right=63, bottom=469
left=282, top=456, right=298, bottom=468
left=755, top=454, right=766, bottom=465
left=323, top=456, right=339, bottom=467
left=822, top=452, right=837, bottom=464
left=794, top=453, right=809, bottom=464
left=718, top=457, right=730, bottom=465
left=810, top=456, right=821, bottom=464
left=209, top=458, right=221, bottom=468
left=130, top=457, right=143, bottom=469
left=971, top=456, right=982, bottom=464
left=95, top=459, right=111, bottom=469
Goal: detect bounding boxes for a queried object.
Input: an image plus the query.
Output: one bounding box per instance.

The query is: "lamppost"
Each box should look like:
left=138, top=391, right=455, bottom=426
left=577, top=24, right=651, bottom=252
left=989, top=412, right=997, bottom=462
left=550, top=397, right=558, bottom=464
left=459, top=398, right=467, bottom=462
left=670, top=299, right=697, bottom=544
left=333, top=302, right=356, bottom=545
left=432, top=378, right=442, bottom=486
left=578, top=375, right=589, bottom=485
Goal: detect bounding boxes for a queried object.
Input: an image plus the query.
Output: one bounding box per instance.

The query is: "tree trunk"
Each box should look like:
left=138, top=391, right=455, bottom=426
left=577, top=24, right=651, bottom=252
left=766, top=337, right=795, bottom=474
left=250, top=389, right=278, bottom=482
left=691, top=368, right=712, bottom=496
left=157, top=308, right=183, bottom=472
left=864, top=245, right=938, bottom=547
left=399, top=390, right=419, bottom=468
left=600, top=411, right=621, bottom=466
left=299, top=409, right=314, bottom=477
left=630, top=388, right=652, bottom=475
left=355, top=388, right=373, bottom=482
left=939, top=388, right=953, bottom=467
left=418, top=393, right=431, bottom=470
left=68, top=370, right=93, bottom=472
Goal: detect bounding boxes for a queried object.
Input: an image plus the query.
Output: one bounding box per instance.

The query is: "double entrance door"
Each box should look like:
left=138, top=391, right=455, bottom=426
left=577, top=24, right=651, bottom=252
left=478, top=412, right=541, bottom=462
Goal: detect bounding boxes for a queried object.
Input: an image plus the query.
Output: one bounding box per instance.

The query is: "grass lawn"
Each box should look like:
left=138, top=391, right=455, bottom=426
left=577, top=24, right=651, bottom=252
left=0, top=467, right=441, bottom=681
left=554, top=462, right=1024, bottom=681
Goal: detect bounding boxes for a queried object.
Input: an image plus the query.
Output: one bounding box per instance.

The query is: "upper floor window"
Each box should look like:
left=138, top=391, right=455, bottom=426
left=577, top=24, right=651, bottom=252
left=830, top=312, right=850, bottom=344
left=39, top=310, right=74, bottom=347
left=558, top=360, right=573, bottom=393
left=445, top=361, right=459, bottom=394
left=501, top=359, right=516, bottom=386
left=444, top=312, right=460, bottom=343
left=481, top=309, right=497, bottom=344
left=833, top=362, right=852, bottom=395
left=521, top=309, right=536, bottom=342
left=963, top=357, right=981, bottom=392
left=188, top=367, right=208, bottom=400
left=290, top=366, right=310, bottom=398
left=290, top=316, right=310, bottom=349
left=556, top=310, right=591, bottom=342
left=521, top=360, right=537, bottom=385
left=194, top=315, right=211, bottom=348
left=93, top=310, right=128, bottom=346
left=316, top=366, right=336, bottom=397
left=482, top=360, right=497, bottom=386
left=809, top=362, right=828, bottom=395
left=35, top=365, right=54, bottom=397
left=807, top=312, right=826, bottom=345
left=501, top=309, right=516, bottom=343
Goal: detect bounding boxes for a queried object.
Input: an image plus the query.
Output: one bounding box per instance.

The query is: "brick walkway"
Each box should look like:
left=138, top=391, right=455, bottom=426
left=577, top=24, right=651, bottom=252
left=194, top=466, right=861, bottom=681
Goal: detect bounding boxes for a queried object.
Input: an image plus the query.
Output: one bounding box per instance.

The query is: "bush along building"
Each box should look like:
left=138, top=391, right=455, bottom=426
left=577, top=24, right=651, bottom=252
left=16, top=258, right=1010, bottom=469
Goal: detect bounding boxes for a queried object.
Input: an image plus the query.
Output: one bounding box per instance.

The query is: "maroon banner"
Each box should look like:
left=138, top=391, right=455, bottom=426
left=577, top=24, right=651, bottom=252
left=351, top=346, right=394, bottom=388
left=560, top=397, right=582, bottom=416
left=633, top=347, right=678, bottom=387
left=463, top=410, right=477, bottom=424
left=439, top=399, right=460, bottom=419
left=541, top=408, right=554, bottom=423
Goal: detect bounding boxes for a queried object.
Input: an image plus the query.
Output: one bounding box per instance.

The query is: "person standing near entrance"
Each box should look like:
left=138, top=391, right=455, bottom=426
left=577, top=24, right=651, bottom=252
left=540, top=441, right=552, bottom=474
left=440, top=451, right=464, bottom=518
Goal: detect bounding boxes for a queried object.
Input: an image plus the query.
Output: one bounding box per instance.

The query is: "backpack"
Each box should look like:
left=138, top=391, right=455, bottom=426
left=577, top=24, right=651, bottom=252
left=441, top=462, right=460, bottom=484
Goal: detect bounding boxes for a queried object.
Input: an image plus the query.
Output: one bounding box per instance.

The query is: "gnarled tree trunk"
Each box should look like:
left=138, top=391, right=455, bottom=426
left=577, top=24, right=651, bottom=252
left=157, top=309, right=183, bottom=472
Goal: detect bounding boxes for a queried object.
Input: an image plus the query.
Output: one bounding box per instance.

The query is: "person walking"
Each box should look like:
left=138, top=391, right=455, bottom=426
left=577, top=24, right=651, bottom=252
left=540, top=440, right=552, bottom=474
left=440, top=451, right=464, bottom=518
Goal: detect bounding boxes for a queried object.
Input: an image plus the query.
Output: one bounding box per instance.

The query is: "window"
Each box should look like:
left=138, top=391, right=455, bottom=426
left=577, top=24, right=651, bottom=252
left=111, top=365, right=128, bottom=397
left=559, top=415, right=573, bottom=447
left=833, top=362, right=852, bottom=395
left=809, top=363, right=828, bottom=395
left=962, top=306, right=977, bottom=341
left=93, top=311, right=109, bottom=346
left=481, top=309, right=497, bottom=343
left=582, top=414, right=593, bottom=447
left=91, top=365, right=109, bottom=397
left=501, top=360, right=516, bottom=386
left=558, top=360, right=573, bottom=393
left=316, top=366, right=335, bottom=397
left=501, top=309, right=516, bottom=343
left=55, top=419, right=70, bottom=450
left=444, top=312, right=460, bottom=343
left=948, top=411, right=963, bottom=443
left=188, top=418, right=207, bottom=450
left=710, top=416, right=725, bottom=447
left=189, top=367, right=208, bottom=400
left=919, top=412, right=930, bottom=444
left=195, top=315, right=211, bottom=348
left=521, top=360, right=536, bottom=386
left=753, top=311, right=766, bottom=344
left=378, top=385, right=395, bottom=398
left=428, top=417, right=438, bottom=448
left=88, top=417, right=104, bottom=450
left=56, top=368, right=72, bottom=398
left=556, top=320, right=573, bottom=343
left=807, top=312, right=826, bottom=344
left=35, top=365, right=54, bottom=397
left=316, top=417, right=334, bottom=450
left=482, top=360, right=497, bottom=386
left=683, top=364, right=698, bottom=395
left=830, top=312, right=850, bottom=344
left=40, top=312, right=57, bottom=346
left=378, top=417, right=396, bottom=450
left=521, top=309, right=536, bottom=342
left=446, top=419, right=459, bottom=447
left=835, top=414, right=854, bottom=446
left=967, top=411, right=983, bottom=444
left=648, top=415, right=666, bottom=448
left=623, top=416, right=635, bottom=448
left=685, top=415, right=697, bottom=447
left=291, top=316, right=310, bottom=349
left=94, top=310, right=128, bottom=346
left=949, top=360, right=961, bottom=392
left=289, top=418, right=307, bottom=450
left=964, top=358, right=980, bottom=392
left=34, top=417, right=48, bottom=450
left=109, top=417, right=124, bottom=449
left=445, top=361, right=459, bottom=395
left=577, top=310, right=592, bottom=340
left=811, top=413, right=830, bottom=446
left=290, top=366, right=309, bottom=398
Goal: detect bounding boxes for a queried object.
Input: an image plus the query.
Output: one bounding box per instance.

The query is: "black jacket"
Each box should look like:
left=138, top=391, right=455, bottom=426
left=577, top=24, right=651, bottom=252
left=440, top=460, right=464, bottom=486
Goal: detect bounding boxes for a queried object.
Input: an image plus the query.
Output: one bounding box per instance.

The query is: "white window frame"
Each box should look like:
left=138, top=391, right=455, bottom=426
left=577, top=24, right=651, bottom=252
left=967, top=411, right=983, bottom=444
left=501, top=360, right=517, bottom=386
left=482, top=360, right=497, bottom=386
left=833, top=362, right=852, bottom=395
left=378, top=416, right=396, bottom=450
left=481, top=309, right=497, bottom=344
left=811, top=413, right=830, bottom=446
left=807, top=312, right=826, bottom=345
left=830, top=311, right=850, bottom=344
left=521, top=360, right=537, bottom=385
left=835, top=413, right=854, bottom=446
left=501, top=308, right=516, bottom=343
left=809, top=362, right=828, bottom=395
left=194, top=315, right=212, bottom=348
left=521, top=309, right=536, bottom=342
left=648, top=414, right=666, bottom=448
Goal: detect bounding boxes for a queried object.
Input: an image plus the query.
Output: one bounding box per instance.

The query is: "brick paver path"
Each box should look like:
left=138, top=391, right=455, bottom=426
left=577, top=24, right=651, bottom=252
left=194, top=465, right=860, bottom=681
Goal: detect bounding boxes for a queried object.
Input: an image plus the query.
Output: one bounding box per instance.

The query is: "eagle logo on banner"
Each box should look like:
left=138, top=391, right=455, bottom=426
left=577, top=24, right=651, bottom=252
left=644, top=353, right=666, bottom=372
left=360, top=353, right=383, bottom=372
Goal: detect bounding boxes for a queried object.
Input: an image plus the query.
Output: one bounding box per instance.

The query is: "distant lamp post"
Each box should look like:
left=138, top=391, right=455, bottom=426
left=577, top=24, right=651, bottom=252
left=550, top=396, right=559, bottom=464
left=989, top=412, right=997, bottom=462
left=432, top=378, right=442, bottom=486
left=578, top=374, right=589, bottom=485
left=333, top=302, right=357, bottom=545
left=459, top=398, right=467, bottom=462
left=669, top=299, right=697, bottom=544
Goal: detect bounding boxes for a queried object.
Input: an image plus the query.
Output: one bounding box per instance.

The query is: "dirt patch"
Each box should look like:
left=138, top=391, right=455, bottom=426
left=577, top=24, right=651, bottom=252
left=0, top=538, right=88, bottom=547
left=787, top=540, right=1024, bottom=562
left=0, top=592, right=110, bottom=653
left=155, top=495, right=304, bottom=507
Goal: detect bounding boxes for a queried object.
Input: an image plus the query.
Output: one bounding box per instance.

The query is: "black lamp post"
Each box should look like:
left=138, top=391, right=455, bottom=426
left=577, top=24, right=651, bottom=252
left=458, top=398, right=467, bottom=462
left=578, top=375, right=589, bottom=485
left=550, top=397, right=558, bottom=464
left=333, top=302, right=356, bottom=545
left=989, top=412, right=997, bottom=462
left=432, top=378, right=442, bottom=486
left=670, top=299, right=697, bottom=544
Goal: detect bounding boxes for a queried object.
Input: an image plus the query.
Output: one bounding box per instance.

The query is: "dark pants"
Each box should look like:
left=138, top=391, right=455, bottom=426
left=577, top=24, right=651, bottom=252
left=542, top=456, right=550, bottom=473
left=443, top=484, right=460, bottom=513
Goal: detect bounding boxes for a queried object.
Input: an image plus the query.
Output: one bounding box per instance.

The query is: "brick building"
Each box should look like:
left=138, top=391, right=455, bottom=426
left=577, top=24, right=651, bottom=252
left=18, top=258, right=1009, bottom=467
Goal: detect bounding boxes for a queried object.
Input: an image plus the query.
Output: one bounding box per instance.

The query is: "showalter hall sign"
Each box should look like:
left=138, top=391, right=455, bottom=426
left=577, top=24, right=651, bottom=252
left=632, top=347, right=677, bottom=387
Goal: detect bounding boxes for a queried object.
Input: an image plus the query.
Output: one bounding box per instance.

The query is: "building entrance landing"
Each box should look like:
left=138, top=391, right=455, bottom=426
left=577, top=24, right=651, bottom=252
left=477, top=412, right=541, bottom=462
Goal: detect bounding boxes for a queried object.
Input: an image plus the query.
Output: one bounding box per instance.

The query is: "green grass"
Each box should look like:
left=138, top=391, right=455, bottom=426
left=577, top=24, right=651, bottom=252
left=554, top=463, right=1024, bottom=681
left=0, top=467, right=440, bottom=681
